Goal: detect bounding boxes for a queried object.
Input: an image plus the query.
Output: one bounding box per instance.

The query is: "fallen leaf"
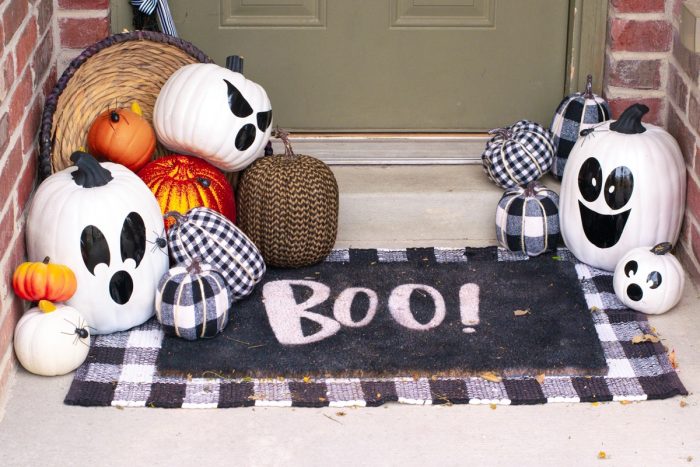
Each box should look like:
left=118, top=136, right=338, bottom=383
left=598, top=451, right=607, bottom=460
left=376, top=392, right=382, bottom=399
left=513, top=309, right=530, bottom=316
left=669, top=350, right=679, bottom=369
left=680, top=399, right=688, bottom=408
left=552, top=256, right=562, bottom=261
left=303, top=376, right=311, bottom=383
left=535, top=374, right=546, bottom=385
left=480, top=371, right=502, bottom=383
left=631, top=334, right=660, bottom=344
left=688, top=456, right=693, bottom=462
left=489, top=403, right=497, bottom=410
left=336, top=411, right=346, bottom=417
left=619, top=400, right=631, bottom=405
left=590, top=306, right=601, bottom=313
left=115, top=405, right=125, bottom=411
left=242, top=376, right=253, bottom=383
left=591, top=402, right=600, bottom=407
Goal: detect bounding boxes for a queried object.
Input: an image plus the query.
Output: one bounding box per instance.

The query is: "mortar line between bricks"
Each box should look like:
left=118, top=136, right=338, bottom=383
left=610, top=12, right=670, bottom=21
left=56, top=9, right=110, bottom=20
left=604, top=86, right=666, bottom=98
left=608, top=51, right=669, bottom=60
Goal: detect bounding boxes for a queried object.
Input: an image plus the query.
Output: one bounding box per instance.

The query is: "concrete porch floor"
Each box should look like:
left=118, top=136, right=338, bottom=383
left=0, top=166, right=698, bottom=466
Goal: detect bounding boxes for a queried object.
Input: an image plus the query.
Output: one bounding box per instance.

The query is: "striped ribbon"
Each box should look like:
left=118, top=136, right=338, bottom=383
left=131, top=0, right=179, bottom=37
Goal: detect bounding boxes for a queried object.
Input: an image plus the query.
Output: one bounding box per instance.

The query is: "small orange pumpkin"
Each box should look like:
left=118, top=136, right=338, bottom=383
left=87, top=103, right=156, bottom=172
left=138, top=154, right=236, bottom=230
left=12, top=257, right=77, bottom=302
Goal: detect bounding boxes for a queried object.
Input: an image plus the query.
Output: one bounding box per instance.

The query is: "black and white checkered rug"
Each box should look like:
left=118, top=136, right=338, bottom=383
left=65, top=247, right=687, bottom=408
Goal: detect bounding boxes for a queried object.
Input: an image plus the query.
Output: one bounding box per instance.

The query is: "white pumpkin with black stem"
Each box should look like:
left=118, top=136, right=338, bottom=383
left=26, top=151, right=169, bottom=334
left=153, top=55, right=273, bottom=172
left=14, top=301, right=90, bottom=376
left=613, top=243, right=685, bottom=314
left=559, top=103, right=686, bottom=271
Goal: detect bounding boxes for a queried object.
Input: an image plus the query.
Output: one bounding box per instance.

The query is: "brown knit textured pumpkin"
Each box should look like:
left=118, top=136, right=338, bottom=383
left=237, top=129, right=339, bottom=268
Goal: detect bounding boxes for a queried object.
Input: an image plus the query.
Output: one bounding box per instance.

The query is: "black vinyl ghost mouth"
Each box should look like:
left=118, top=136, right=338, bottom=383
left=578, top=201, right=631, bottom=249
left=109, top=270, right=133, bottom=305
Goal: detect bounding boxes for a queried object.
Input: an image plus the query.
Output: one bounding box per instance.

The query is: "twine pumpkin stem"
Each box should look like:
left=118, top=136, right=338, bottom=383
left=524, top=182, right=538, bottom=197
left=188, top=257, right=202, bottom=274
left=489, top=127, right=512, bottom=140
left=42, top=256, right=50, bottom=264
left=274, top=127, right=296, bottom=158
left=583, top=74, right=594, bottom=99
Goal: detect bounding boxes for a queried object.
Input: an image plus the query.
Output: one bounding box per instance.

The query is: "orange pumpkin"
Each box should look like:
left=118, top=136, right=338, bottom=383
left=12, top=257, right=77, bottom=302
left=86, top=104, right=156, bottom=172
left=138, top=154, right=236, bottom=229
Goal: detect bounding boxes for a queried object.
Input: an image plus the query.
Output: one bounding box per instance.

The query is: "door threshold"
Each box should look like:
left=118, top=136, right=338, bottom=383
left=275, top=133, right=488, bottom=165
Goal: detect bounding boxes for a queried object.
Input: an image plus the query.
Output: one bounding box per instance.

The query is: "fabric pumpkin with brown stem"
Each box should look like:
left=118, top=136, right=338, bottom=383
left=237, top=129, right=339, bottom=268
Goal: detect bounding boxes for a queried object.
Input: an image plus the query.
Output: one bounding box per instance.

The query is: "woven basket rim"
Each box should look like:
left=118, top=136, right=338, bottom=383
left=38, top=30, right=212, bottom=181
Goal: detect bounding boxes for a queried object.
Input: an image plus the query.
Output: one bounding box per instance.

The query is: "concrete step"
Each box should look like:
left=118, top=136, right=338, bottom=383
left=330, top=165, right=560, bottom=248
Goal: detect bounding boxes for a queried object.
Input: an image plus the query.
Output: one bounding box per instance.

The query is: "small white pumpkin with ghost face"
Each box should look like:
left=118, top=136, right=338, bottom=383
left=153, top=55, right=273, bottom=172
left=560, top=103, right=686, bottom=271
left=26, top=152, right=169, bottom=334
left=613, top=243, right=685, bottom=314
left=14, top=301, right=90, bottom=376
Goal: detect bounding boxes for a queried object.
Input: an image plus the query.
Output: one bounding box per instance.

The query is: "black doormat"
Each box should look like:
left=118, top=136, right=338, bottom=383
left=158, top=247, right=606, bottom=378
left=65, top=247, right=687, bottom=408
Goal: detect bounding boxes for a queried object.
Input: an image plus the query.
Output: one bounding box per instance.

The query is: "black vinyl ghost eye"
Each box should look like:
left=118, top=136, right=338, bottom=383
left=224, top=79, right=253, bottom=118
left=647, top=271, right=662, bottom=289
left=235, top=124, right=256, bottom=151
left=624, top=260, right=638, bottom=278
left=80, top=225, right=110, bottom=275
left=257, top=110, right=272, bottom=131
left=578, top=157, right=603, bottom=202
left=120, top=212, right=146, bottom=267
left=604, top=166, right=634, bottom=210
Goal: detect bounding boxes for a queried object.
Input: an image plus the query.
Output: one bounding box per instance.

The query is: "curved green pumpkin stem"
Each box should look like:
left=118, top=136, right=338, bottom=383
left=583, top=74, right=594, bottom=99
left=274, top=127, right=296, bottom=158
left=70, top=151, right=113, bottom=188
left=610, top=103, right=648, bottom=134
left=651, top=242, right=673, bottom=255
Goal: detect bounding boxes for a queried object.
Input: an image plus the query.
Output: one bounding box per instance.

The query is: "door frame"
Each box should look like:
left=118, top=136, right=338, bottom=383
left=110, top=0, right=608, bottom=165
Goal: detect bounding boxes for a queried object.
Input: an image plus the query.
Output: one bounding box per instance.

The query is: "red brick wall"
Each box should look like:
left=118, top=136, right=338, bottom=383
left=0, top=1, right=110, bottom=416
left=0, top=0, right=57, bottom=413
left=604, top=0, right=700, bottom=278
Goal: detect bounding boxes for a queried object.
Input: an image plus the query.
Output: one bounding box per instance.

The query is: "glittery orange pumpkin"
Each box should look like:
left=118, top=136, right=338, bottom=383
left=138, top=155, right=236, bottom=229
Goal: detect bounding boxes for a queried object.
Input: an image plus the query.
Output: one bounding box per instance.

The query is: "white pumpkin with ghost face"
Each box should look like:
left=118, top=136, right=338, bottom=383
left=153, top=56, right=273, bottom=172
left=560, top=104, right=686, bottom=271
left=613, top=243, right=685, bottom=314
left=26, top=152, right=169, bottom=334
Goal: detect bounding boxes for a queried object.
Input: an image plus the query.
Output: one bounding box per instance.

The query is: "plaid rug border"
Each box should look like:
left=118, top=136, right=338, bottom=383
left=65, top=247, right=687, bottom=408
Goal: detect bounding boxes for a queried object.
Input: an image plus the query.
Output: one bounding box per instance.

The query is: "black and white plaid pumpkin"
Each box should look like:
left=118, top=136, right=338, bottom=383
left=481, top=121, right=554, bottom=189
left=155, top=260, right=232, bottom=340
left=550, top=75, right=610, bottom=179
left=166, top=207, right=265, bottom=300
left=495, top=183, right=560, bottom=257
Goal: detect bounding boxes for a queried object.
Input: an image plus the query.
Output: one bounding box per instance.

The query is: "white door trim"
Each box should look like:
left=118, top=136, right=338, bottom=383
left=274, top=134, right=488, bottom=165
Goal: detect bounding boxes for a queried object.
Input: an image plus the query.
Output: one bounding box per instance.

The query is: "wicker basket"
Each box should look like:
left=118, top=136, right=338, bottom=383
left=39, top=31, right=212, bottom=181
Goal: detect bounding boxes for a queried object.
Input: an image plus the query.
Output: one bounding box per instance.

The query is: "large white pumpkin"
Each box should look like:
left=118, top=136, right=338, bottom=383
left=26, top=152, right=169, bottom=334
left=14, top=302, right=90, bottom=376
left=153, top=56, right=273, bottom=172
left=560, top=103, right=686, bottom=271
left=613, top=243, right=685, bottom=315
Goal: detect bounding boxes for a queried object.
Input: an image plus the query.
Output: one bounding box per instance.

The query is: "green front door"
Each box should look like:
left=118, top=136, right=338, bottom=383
left=114, top=1, right=572, bottom=132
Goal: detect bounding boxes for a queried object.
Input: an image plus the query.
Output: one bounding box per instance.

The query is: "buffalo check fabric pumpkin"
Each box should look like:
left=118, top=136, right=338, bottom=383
left=481, top=121, right=554, bottom=189
left=65, top=248, right=686, bottom=408
left=550, top=85, right=610, bottom=179
left=155, top=262, right=232, bottom=340
left=167, top=207, right=265, bottom=300
left=496, top=184, right=560, bottom=257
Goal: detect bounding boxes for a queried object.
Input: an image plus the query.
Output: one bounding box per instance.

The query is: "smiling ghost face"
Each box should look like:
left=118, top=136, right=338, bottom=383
left=577, top=157, right=634, bottom=249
